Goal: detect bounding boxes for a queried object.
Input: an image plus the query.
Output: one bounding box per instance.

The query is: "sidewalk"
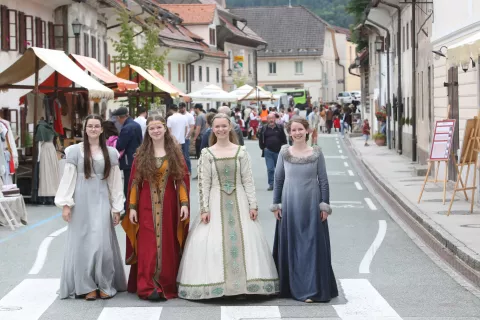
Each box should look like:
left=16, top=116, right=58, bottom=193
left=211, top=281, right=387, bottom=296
left=347, top=136, right=480, bottom=272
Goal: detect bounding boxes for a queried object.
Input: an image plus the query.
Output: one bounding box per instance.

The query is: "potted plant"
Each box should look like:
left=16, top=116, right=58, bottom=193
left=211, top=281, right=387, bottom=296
left=375, top=110, right=387, bottom=122
left=373, top=133, right=386, bottom=146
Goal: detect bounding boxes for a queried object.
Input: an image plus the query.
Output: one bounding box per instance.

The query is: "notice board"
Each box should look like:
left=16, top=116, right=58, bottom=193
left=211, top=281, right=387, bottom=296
left=429, top=120, right=456, bottom=161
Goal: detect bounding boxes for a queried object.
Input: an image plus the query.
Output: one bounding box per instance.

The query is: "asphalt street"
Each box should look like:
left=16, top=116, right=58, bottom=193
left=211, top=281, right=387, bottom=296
left=1, top=133, right=480, bottom=320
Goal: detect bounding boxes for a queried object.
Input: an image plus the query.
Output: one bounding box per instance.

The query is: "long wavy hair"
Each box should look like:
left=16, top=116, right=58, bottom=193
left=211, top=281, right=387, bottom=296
left=83, top=114, right=111, bottom=180
left=208, top=113, right=239, bottom=146
left=133, top=114, right=186, bottom=186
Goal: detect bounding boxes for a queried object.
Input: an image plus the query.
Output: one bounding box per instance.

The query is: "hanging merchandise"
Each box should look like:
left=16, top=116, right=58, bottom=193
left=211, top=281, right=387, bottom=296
left=35, top=120, right=60, bottom=201
left=0, top=118, right=19, bottom=171
left=26, top=92, right=46, bottom=124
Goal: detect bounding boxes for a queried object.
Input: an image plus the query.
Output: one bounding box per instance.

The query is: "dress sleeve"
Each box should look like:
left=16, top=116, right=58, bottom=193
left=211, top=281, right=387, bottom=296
left=107, top=165, right=125, bottom=213
left=317, top=150, right=332, bottom=214
left=179, top=182, right=189, bottom=207
left=239, top=147, right=258, bottom=210
left=198, top=149, right=211, bottom=213
left=54, top=163, right=77, bottom=208
left=272, top=151, right=285, bottom=209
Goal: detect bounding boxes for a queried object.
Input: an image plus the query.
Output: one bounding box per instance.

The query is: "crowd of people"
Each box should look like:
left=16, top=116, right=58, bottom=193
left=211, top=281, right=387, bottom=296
left=54, top=102, right=338, bottom=305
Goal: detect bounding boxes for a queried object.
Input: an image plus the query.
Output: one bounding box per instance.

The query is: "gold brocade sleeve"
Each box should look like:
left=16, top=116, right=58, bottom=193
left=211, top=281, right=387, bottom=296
left=129, top=183, right=138, bottom=210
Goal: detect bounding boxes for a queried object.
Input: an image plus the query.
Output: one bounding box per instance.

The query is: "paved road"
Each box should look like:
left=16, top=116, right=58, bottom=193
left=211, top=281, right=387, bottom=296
left=1, top=133, right=480, bottom=319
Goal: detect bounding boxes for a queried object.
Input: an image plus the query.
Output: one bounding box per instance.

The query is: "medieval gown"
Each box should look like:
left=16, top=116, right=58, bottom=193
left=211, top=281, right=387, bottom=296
left=122, top=157, right=190, bottom=300
left=272, top=145, right=338, bottom=302
left=54, top=143, right=127, bottom=299
left=177, top=146, right=279, bottom=300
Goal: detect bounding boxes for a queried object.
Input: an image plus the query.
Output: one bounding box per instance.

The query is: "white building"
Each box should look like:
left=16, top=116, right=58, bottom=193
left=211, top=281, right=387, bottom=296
left=230, top=5, right=338, bottom=105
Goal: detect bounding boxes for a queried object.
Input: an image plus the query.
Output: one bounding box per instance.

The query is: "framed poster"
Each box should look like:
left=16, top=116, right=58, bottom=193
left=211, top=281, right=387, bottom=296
left=429, top=120, right=456, bottom=161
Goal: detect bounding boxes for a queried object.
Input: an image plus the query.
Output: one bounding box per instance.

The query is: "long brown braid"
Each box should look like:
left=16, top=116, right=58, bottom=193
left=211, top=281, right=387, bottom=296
left=133, top=115, right=186, bottom=186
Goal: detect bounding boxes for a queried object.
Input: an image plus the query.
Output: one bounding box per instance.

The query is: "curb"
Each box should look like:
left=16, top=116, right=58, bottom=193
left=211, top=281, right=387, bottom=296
left=346, top=137, right=480, bottom=273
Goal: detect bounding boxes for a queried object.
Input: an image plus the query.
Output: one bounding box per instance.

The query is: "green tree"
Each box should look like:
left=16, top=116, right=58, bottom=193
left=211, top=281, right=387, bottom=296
left=112, top=9, right=138, bottom=67
left=346, top=0, right=370, bottom=50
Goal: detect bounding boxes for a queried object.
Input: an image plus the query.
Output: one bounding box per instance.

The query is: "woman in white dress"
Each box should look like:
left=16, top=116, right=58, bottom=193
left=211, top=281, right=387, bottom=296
left=177, top=113, right=279, bottom=300
left=55, top=114, right=126, bottom=300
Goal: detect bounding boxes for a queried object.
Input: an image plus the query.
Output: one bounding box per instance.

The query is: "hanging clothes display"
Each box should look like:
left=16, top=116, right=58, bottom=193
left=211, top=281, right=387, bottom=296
left=0, top=118, right=19, bottom=172
left=26, top=92, right=45, bottom=124
left=0, top=122, right=9, bottom=185
left=35, top=120, right=60, bottom=197
left=53, top=98, right=65, bottom=136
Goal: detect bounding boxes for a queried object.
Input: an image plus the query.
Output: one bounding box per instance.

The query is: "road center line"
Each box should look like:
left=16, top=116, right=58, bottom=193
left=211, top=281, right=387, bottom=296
left=221, top=306, right=281, bottom=320
left=339, top=150, right=343, bottom=154
left=359, top=220, right=387, bottom=274
left=28, top=226, right=67, bottom=275
left=365, top=198, right=377, bottom=210
left=98, top=307, right=163, bottom=320
left=344, top=161, right=349, bottom=167
left=348, top=170, right=354, bottom=176
left=355, top=182, right=363, bottom=190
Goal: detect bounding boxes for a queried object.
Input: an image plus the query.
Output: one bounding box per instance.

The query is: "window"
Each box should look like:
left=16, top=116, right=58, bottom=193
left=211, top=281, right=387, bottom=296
left=25, top=16, right=33, bottom=49
left=167, top=62, right=171, bottom=81
left=178, top=63, right=181, bottom=82
left=97, top=39, right=101, bottom=61
left=0, top=6, right=8, bottom=50
left=199, top=66, right=202, bottom=82
left=206, top=67, right=210, bottom=82
left=8, top=9, right=17, bottom=51
left=91, top=36, right=96, bottom=59
left=406, top=23, right=409, bottom=50
left=402, top=26, right=405, bottom=52
left=268, top=62, right=276, bottom=74
left=35, top=17, right=43, bottom=48
left=42, top=21, right=46, bottom=48
left=216, top=67, right=219, bottom=83
left=104, top=41, right=108, bottom=67
left=209, top=28, right=215, bottom=45
left=53, top=24, right=66, bottom=51
left=83, top=33, right=89, bottom=56
left=295, top=61, right=303, bottom=74
left=190, top=65, right=195, bottom=81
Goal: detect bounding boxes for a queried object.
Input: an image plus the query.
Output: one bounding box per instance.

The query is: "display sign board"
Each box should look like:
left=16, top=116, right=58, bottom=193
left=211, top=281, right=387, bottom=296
left=234, top=56, right=244, bottom=70
left=429, top=119, right=456, bottom=161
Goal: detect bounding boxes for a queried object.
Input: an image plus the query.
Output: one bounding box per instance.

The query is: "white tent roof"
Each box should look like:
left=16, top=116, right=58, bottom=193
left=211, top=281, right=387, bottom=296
left=239, top=86, right=274, bottom=101
left=447, top=32, right=480, bottom=66
left=187, top=84, right=237, bottom=102
left=228, top=84, right=254, bottom=100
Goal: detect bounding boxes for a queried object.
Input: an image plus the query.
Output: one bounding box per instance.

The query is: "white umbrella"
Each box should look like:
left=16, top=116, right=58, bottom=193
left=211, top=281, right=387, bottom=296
left=228, top=84, right=254, bottom=100
left=239, top=86, right=274, bottom=101
left=187, top=84, right=237, bottom=102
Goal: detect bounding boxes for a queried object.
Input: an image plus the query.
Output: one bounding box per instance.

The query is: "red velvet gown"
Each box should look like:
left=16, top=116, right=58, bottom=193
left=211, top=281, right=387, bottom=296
left=122, top=157, right=189, bottom=300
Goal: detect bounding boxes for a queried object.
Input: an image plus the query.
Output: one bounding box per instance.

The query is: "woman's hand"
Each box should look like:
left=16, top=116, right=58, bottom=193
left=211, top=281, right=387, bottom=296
left=249, top=209, right=258, bottom=221
left=180, top=206, right=189, bottom=221
left=273, top=209, right=282, bottom=220
left=201, top=212, right=210, bottom=224
left=113, top=212, right=120, bottom=226
left=321, top=211, right=328, bottom=222
left=129, top=209, right=138, bottom=225
left=62, top=205, right=71, bottom=223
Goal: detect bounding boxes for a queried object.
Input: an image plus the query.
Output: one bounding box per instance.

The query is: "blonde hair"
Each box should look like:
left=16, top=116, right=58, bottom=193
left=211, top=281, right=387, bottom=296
left=209, top=113, right=239, bottom=146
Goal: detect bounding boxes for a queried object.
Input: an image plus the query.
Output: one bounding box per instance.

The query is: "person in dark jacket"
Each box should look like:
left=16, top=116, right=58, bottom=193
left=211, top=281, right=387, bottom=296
left=112, top=106, right=143, bottom=210
left=259, top=113, right=288, bottom=190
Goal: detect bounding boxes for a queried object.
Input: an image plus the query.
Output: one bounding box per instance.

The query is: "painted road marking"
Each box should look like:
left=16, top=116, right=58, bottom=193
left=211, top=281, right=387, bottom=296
left=344, top=161, right=349, bottom=167
left=333, top=279, right=402, bottom=319
left=325, top=155, right=348, bottom=159
left=365, top=198, right=377, bottom=210
left=331, top=204, right=365, bottom=209
left=0, top=279, right=59, bottom=320
left=29, top=226, right=67, bottom=275
left=348, top=170, right=354, bottom=176
left=359, top=220, right=387, bottom=274
left=355, top=182, right=363, bottom=190
left=97, top=307, right=163, bottom=320
left=331, top=201, right=363, bottom=204
left=339, top=150, right=343, bottom=154
left=0, top=213, right=61, bottom=245
left=221, top=306, right=281, bottom=320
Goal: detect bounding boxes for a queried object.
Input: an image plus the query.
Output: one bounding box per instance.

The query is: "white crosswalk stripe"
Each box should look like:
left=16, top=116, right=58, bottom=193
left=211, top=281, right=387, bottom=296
left=0, top=278, right=402, bottom=320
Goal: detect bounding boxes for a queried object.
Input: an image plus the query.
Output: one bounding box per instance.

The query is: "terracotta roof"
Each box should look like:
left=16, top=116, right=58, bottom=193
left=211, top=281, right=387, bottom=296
left=159, top=4, right=216, bottom=25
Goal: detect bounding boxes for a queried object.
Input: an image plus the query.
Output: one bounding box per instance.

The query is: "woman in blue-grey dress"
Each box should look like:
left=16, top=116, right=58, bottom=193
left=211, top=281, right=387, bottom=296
left=270, top=117, right=338, bottom=303
left=55, top=114, right=127, bottom=300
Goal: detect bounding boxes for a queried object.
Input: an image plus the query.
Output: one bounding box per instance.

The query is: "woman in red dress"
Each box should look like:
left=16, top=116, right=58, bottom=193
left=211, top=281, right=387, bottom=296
left=122, top=114, right=190, bottom=301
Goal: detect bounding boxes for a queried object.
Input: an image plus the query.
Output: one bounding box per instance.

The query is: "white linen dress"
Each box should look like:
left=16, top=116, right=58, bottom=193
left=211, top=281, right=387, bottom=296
left=55, top=143, right=127, bottom=299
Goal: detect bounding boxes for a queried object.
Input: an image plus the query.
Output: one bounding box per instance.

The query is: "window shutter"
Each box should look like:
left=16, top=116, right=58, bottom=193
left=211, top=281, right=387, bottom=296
left=35, top=17, right=42, bottom=47
left=178, top=63, right=181, bottom=82
left=1, top=6, right=8, bottom=51
left=62, top=24, right=67, bottom=51
left=104, top=41, right=108, bottom=68
left=168, top=62, right=171, bottom=81
left=48, top=22, right=54, bottom=49
left=18, top=12, right=25, bottom=54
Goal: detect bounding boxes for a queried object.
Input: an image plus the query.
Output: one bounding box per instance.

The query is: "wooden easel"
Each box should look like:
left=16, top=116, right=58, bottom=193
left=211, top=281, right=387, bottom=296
left=447, top=115, right=480, bottom=215
left=418, top=106, right=459, bottom=204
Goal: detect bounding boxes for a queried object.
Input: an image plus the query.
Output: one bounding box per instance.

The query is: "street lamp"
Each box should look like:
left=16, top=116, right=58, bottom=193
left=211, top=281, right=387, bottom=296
left=71, top=18, right=82, bottom=54
left=227, top=68, right=232, bottom=76
left=355, top=57, right=361, bottom=67
left=432, top=45, right=448, bottom=59
left=375, top=36, right=384, bottom=52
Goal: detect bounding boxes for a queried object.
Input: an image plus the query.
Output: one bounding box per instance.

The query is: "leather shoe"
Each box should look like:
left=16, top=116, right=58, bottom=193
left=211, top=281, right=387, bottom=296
left=85, top=291, right=97, bottom=301
left=99, top=290, right=111, bottom=299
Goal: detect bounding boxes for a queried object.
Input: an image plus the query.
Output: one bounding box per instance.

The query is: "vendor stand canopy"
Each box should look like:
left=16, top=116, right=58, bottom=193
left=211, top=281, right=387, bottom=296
left=228, top=84, right=254, bottom=100
left=239, top=86, right=274, bottom=101
left=447, top=32, right=480, bottom=67
left=147, top=69, right=186, bottom=97
left=187, top=84, right=236, bottom=102
left=0, top=47, right=114, bottom=100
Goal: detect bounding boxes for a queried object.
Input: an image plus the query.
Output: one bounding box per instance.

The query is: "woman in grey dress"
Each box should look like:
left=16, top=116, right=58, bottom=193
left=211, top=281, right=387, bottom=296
left=271, top=117, right=338, bottom=303
left=55, top=114, right=127, bottom=300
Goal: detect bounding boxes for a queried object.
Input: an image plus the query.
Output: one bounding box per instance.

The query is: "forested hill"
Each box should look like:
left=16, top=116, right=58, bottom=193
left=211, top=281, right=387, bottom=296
left=226, top=0, right=353, bottom=29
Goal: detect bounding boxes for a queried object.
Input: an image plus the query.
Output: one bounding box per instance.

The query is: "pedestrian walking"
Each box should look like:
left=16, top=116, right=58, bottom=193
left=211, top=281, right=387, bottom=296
left=333, top=116, right=340, bottom=132
left=363, top=119, right=370, bottom=146
left=249, top=108, right=259, bottom=140
left=319, top=107, right=326, bottom=133
left=122, top=114, right=190, bottom=301
left=192, top=104, right=207, bottom=162
left=271, top=117, right=338, bottom=303
left=326, top=107, right=333, bottom=134
left=308, top=107, right=320, bottom=146
left=259, top=113, right=288, bottom=191
left=200, top=112, right=217, bottom=151
left=166, top=104, right=189, bottom=168
left=55, top=114, right=127, bottom=300
left=177, top=113, right=279, bottom=300
left=113, top=106, right=143, bottom=210
left=179, top=102, right=195, bottom=174
left=134, top=106, right=147, bottom=137
left=104, top=120, right=124, bottom=159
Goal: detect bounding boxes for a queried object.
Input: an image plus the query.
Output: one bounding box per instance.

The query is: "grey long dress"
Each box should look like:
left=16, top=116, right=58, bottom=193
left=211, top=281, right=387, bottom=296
left=272, top=145, right=338, bottom=302
left=55, top=143, right=127, bottom=299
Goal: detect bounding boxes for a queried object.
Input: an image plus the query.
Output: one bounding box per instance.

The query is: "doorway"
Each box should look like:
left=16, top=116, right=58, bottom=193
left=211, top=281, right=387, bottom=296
left=447, top=67, right=459, bottom=181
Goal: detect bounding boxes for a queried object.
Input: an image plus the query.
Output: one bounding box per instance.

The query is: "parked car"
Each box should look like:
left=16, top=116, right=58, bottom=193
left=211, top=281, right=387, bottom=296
left=351, top=91, right=361, bottom=105
left=337, top=91, right=353, bottom=105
